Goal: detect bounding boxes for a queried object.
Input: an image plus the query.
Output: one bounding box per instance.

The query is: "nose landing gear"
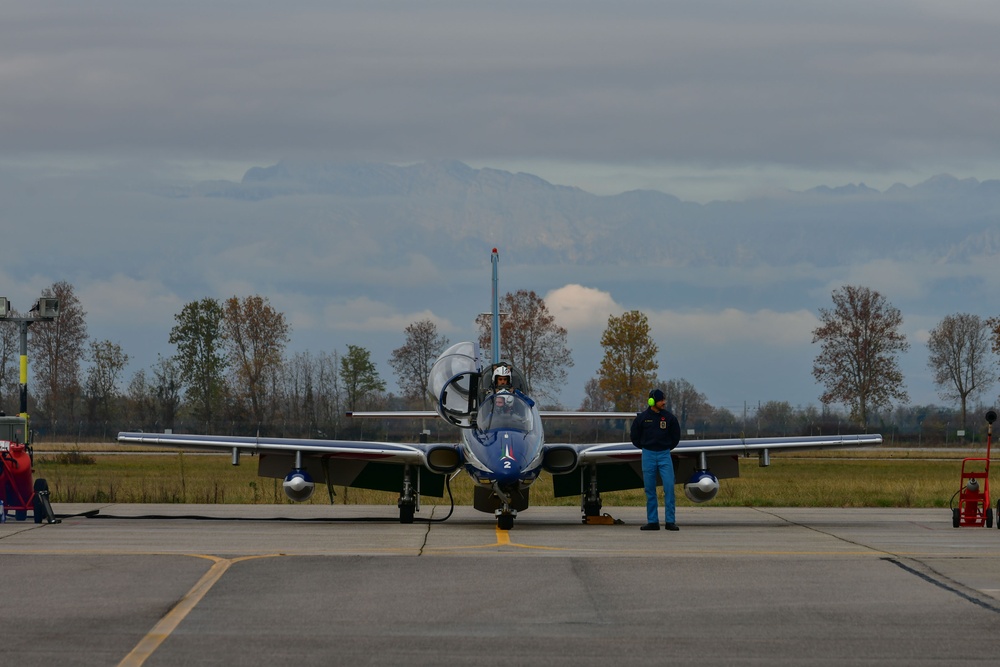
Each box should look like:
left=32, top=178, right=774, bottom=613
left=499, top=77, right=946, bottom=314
left=495, top=509, right=516, bottom=531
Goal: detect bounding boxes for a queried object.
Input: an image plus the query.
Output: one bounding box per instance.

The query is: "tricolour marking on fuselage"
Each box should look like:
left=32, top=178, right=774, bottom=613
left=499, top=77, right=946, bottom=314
left=464, top=428, right=542, bottom=486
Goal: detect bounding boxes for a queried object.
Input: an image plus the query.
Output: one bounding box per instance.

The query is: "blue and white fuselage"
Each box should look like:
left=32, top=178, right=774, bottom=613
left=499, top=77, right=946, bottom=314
left=461, top=391, right=544, bottom=490
left=426, top=338, right=549, bottom=524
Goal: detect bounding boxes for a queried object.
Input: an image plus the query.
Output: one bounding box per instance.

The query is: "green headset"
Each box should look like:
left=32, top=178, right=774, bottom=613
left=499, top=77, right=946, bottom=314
left=648, top=389, right=664, bottom=407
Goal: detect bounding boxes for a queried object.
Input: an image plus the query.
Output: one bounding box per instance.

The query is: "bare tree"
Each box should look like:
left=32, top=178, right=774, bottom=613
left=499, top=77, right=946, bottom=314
left=84, top=339, right=129, bottom=431
left=389, top=319, right=449, bottom=409
left=124, top=368, right=157, bottom=431
left=314, top=350, right=342, bottom=436
left=597, top=310, right=658, bottom=411
left=29, top=281, right=88, bottom=429
left=754, top=400, right=795, bottom=436
left=579, top=377, right=615, bottom=411
left=152, top=355, right=182, bottom=432
left=927, top=313, right=996, bottom=435
left=125, top=359, right=181, bottom=433
left=0, top=311, right=18, bottom=413
left=812, top=285, right=909, bottom=428
left=476, top=290, right=572, bottom=401
left=988, top=315, right=1000, bottom=384
left=277, top=351, right=316, bottom=435
left=661, top=378, right=710, bottom=434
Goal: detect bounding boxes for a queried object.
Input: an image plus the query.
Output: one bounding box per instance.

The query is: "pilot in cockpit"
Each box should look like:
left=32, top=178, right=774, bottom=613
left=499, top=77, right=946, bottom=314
left=494, top=392, right=515, bottom=412
left=492, top=365, right=513, bottom=392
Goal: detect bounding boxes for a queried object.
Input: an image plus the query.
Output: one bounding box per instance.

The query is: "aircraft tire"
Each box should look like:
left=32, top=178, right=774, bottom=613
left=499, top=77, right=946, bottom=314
left=399, top=504, right=415, bottom=524
left=497, top=513, right=514, bottom=531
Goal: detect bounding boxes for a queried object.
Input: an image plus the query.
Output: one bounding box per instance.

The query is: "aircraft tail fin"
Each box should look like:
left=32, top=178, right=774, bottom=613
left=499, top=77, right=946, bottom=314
left=491, top=248, right=500, bottom=365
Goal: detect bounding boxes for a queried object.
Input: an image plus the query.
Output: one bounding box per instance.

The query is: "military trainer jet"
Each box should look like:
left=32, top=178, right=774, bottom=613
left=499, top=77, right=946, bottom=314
left=118, top=249, right=881, bottom=529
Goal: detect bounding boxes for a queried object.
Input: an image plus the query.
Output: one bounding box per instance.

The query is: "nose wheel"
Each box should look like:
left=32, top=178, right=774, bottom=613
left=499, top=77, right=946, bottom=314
left=496, top=511, right=515, bottom=531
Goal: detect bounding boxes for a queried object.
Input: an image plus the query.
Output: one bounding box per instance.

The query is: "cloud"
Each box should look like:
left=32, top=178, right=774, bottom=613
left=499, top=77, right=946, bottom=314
left=77, top=274, right=182, bottom=331
left=649, top=308, right=820, bottom=346
left=545, top=284, right=624, bottom=329
left=5, top=3, right=1000, bottom=190
left=547, top=284, right=819, bottom=345
left=319, top=297, right=453, bottom=334
left=72, top=275, right=184, bottom=368
left=833, top=259, right=933, bottom=302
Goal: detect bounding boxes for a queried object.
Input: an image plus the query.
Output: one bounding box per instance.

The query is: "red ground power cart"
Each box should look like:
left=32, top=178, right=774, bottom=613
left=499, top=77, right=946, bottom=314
left=0, top=415, right=57, bottom=524
left=952, top=410, right=997, bottom=528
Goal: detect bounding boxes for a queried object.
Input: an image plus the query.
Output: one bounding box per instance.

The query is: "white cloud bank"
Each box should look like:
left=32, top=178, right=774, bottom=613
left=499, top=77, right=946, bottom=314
left=546, top=284, right=819, bottom=346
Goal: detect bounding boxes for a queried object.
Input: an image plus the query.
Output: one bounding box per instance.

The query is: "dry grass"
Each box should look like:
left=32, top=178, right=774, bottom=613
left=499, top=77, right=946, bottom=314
left=32, top=445, right=985, bottom=509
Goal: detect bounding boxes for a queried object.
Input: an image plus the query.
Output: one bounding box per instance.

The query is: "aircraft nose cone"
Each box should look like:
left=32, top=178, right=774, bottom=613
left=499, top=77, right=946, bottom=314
left=495, top=434, right=524, bottom=485
left=496, top=464, right=522, bottom=486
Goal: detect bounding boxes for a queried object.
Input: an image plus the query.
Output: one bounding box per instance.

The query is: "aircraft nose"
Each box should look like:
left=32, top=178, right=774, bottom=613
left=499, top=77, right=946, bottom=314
left=496, top=464, right=522, bottom=486
left=495, top=433, right=525, bottom=485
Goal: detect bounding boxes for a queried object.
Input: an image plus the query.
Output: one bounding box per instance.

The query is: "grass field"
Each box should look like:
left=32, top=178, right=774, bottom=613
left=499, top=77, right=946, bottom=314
left=32, top=445, right=988, bottom=510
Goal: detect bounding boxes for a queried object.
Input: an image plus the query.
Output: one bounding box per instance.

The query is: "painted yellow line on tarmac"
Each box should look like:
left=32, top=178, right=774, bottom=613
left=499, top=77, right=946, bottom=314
left=118, top=554, right=280, bottom=667
left=2, top=545, right=989, bottom=558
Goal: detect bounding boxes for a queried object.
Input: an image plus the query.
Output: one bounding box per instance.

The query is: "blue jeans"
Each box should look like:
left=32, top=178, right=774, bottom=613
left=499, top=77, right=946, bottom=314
left=641, top=449, right=676, bottom=524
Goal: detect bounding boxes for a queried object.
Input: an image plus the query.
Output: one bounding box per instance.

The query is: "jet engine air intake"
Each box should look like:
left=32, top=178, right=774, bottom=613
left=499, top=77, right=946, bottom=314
left=541, top=446, right=579, bottom=474
left=425, top=446, right=463, bottom=474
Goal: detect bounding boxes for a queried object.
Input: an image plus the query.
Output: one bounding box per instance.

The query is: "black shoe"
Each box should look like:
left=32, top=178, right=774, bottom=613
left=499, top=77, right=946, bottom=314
left=639, top=522, right=660, bottom=531
left=664, top=522, right=679, bottom=531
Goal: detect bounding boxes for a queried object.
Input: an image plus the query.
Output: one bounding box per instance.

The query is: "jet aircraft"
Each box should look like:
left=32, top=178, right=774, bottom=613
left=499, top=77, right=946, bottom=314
left=118, top=249, right=882, bottom=529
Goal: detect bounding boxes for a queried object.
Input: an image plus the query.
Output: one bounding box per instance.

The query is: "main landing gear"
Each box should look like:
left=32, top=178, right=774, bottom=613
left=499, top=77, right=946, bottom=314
left=582, top=463, right=602, bottom=519
left=397, top=465, right=417, bottom=524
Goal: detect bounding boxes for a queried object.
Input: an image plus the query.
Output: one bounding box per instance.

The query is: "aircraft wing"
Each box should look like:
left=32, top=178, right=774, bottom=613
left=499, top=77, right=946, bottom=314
left=346, top=411, right=639, bottom=420
left=345, top=411, right=438, bottom=420
left=116, top=431, right=465, bottom=501
left=117, top=432, right=439, bottom=464
left=549, top=432, right=883, bottom=502
left=572, top=433, right=884, bottom=465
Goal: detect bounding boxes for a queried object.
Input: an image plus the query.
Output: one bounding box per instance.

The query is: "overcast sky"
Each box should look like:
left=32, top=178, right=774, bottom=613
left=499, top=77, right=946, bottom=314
left=5, top=2, right=1000, bottom=198
left=3, top=2, right=999, bottom=413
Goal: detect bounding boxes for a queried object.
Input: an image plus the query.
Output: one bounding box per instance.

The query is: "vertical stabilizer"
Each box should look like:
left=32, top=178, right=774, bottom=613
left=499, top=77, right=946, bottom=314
left=491, top=248, right=500, bottom=365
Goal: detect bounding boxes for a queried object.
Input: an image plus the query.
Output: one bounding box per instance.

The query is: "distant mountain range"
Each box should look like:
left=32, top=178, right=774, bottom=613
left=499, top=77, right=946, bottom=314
left=10, top=157, right=996, bottom=409
left=169, top=160, right=1000, bottom=271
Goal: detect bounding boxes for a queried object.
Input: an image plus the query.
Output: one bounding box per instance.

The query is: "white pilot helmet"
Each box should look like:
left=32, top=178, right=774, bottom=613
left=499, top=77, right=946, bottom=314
left=492, top=365, right=512, bottom=383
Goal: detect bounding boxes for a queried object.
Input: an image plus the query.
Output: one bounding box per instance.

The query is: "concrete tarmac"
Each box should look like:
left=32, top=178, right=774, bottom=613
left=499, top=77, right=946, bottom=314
left=3, top=504, right=1000, bottom=665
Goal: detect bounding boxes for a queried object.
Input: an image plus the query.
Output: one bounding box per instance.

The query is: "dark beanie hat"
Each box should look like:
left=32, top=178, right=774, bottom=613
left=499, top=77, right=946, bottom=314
left=650, top=389, right=665, bottom=402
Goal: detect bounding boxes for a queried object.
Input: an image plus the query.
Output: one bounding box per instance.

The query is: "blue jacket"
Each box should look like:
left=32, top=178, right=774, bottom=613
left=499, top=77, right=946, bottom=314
left=630, top=407, right=681, bottom=452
